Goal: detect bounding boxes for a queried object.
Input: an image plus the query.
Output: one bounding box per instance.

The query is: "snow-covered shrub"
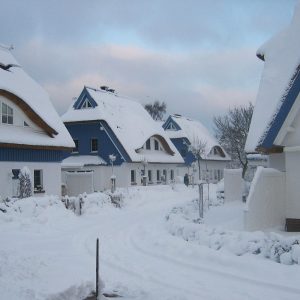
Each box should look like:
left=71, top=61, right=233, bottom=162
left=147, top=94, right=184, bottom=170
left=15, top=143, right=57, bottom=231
left=19, top=167, right=32, bottom=198
left=166, top=200, right=300, bottom=265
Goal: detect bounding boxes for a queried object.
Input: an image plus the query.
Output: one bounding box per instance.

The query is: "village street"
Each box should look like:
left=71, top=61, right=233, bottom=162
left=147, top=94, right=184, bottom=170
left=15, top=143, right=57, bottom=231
left=1, top=186, right=300, bottom=300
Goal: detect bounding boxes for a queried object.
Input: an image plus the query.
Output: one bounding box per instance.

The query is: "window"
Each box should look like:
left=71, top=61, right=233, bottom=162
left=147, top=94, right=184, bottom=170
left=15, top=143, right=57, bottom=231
left=72, top=139, right=79, bottom=153
left=170, top=170, right=174, bottom=181
left=154, top=140, right=159, bottom=150
left=91, top=138, right=98, bottom=152
left=156, top=170, right=160, bottom=182
left=131, top=170, right=136, bottom=184
left=81, top=99, right=92, bottom=109
left=163, top=169, right=167, bottom=182
left=146, top=139, right=151, bottom=150
left=12, top=169, right=20, bottom=197
left=148, top=170, right=152, bottom=182
left=214, top=170, right=218, bottom=180
left=166, top=123, right=176, bottom=130
left=24, top=121, right=29, bottom=127
left=34, top=170, right=43, bottom=191
left=1, top=102, right=13, bottom=124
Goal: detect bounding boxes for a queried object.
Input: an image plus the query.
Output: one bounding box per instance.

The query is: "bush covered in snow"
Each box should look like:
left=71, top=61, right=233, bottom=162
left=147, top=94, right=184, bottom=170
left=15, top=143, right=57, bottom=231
left=166, top=200, right=300, bottom=265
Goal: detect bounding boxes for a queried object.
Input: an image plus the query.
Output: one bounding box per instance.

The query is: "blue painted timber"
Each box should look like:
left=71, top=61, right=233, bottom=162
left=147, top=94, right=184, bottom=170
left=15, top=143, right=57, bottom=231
left=170, top=137, right=196, bottom=166
left=64, top=120, right=131, bottom=165
left=0, top=148, right=64, bottom=162
left=73, top=87, right=98, bottom=109
left=261, top=66, right=300, bottom=150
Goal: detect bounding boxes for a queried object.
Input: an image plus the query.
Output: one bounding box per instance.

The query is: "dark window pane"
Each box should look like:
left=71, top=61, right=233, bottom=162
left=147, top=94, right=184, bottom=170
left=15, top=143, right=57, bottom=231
left=146, top=139, right=151, bottom=150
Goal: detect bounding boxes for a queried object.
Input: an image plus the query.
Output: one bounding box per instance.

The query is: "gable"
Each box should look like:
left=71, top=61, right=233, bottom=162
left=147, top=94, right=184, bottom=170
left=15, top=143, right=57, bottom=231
left=73, top=87, right=98, bottom=110
left=258, top=65, right=300, bottom=152
left=0, top=89, right=57, bottom=137
left=163, top=116, right=181, bottom=131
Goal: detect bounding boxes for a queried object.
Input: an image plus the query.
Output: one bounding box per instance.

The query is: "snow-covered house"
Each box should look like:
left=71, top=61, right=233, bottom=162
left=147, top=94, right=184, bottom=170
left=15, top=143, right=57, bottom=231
left=0, top=45, right=74, bottom=199
left=245, top=3, right=300, bottom=231
left=61, top=86, right=184, bottom=195
left=163, top=114, right=230, bottom=183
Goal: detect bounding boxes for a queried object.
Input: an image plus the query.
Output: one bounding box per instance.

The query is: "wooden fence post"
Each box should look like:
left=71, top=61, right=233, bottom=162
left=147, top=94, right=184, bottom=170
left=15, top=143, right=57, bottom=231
left=96, top=238, right=99, bottom=299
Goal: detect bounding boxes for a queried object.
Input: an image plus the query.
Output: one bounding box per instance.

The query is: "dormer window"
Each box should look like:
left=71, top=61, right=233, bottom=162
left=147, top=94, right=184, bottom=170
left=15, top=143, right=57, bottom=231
left=154, top=140, right=159, bottom=150
left=146, top=139, right=151, bottom=150
left=166, top=122, right=176, bottom=131
left=81, top=99, right=93, bottom=109
left=1, top=102, right=13, bottom=124
left=211, top=146, right=226, bottom=158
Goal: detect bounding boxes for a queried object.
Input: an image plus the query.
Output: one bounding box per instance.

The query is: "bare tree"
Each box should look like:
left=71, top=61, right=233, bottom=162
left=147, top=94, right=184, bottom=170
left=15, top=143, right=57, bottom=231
left=213, top=103, right=253, bottom=178
left=144, top=100, right=167, bottom=121
left=188, top=138, right=207, bottom=181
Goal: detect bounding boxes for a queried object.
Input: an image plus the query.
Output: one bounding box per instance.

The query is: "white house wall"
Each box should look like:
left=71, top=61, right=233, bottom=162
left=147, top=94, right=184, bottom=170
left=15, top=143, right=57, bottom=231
left=62, top=162, right=183, bottom=195
left=0, top=162, right=61, bottom=199
left=176, top=160, right=228, bottom=183
left=244, top=167, right=286, bottom=231
left=0, top=95, right=42, bottom=132
left=285, top=150, right=300, bottom=218
left=268, top=153, right=286, bottom=171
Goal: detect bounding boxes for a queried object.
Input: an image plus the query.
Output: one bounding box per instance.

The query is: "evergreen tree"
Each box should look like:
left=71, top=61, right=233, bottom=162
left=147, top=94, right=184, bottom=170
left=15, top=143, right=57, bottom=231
left=19, top=167, right=32, bottom=198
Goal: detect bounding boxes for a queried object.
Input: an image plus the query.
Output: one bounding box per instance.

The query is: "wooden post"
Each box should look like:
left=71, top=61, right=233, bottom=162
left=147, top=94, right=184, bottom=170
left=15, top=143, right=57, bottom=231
left=96, top=238, right=99, bottom=299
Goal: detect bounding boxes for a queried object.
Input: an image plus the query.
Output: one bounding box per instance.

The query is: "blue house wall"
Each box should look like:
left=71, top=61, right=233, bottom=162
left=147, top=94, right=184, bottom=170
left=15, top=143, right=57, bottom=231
left=0, top=148, right=64, bottom=162
left=64, top=120, right=131, bottom=165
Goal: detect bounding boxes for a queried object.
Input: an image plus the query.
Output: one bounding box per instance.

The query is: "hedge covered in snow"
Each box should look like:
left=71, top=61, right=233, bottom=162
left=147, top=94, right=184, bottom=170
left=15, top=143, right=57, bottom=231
left=166, top=200, right=300, bottom=265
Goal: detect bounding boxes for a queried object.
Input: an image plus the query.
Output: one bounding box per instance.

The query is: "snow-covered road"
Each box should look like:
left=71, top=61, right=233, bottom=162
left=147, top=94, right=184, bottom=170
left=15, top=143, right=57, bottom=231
left=1, top=186, right=300, bottom=299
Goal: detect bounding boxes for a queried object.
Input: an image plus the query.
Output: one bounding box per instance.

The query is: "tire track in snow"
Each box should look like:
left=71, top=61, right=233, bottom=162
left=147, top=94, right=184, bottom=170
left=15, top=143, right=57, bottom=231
left=129, top=228, right=300, bottom=298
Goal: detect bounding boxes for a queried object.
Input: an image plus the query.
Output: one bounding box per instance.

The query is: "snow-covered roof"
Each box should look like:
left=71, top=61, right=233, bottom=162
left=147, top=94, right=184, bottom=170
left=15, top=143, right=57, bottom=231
left=164, top=114, right=230, bottom=161
left=0, top=45, right=74, bottom=149
left=245, top=2, right=300, bottom=153
left=62, top=155, right=107, bottom=168
left=62, top=87, right=184, bottom=163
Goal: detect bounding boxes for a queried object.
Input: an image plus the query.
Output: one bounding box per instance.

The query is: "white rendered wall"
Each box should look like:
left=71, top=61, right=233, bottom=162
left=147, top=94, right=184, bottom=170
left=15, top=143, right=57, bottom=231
left=62, top=162, right=183, bottom=195
left=244, top=167, right=286, bottom=231
left=224, top=168, right=243, bottom=202
left=268, top=153, right=286, bottom=172
left=176, top=160, right=228, bottom=184
left=0, top=162, right=61, bottom=199
left=285, top=150, right=300, bottom=218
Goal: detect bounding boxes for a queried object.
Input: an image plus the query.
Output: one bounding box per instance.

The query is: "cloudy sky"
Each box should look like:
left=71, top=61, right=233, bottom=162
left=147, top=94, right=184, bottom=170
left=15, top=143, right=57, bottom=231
left=0, top=0, right=297, bottom=130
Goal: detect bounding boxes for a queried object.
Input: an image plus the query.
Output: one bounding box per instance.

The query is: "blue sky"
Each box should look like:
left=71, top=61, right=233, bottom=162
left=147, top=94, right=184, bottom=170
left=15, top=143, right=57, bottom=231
left=0, top=0, right=297, bottom=130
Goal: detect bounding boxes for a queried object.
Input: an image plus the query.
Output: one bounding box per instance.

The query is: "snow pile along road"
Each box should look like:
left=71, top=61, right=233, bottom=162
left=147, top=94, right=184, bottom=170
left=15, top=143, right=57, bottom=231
left=1, top=185, right=300, bottom=300
left=166, top=199, right=300, bottom=264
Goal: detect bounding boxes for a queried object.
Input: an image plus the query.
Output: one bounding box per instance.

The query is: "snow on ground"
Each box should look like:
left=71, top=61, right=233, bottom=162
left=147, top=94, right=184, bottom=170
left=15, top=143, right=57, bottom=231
left=1, top=184, right=300, bottom=300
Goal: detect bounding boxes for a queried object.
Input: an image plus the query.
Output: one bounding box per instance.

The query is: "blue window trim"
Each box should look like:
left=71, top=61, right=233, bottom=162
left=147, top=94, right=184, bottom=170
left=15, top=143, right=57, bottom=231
left=261, top=66, right=300, bottom=149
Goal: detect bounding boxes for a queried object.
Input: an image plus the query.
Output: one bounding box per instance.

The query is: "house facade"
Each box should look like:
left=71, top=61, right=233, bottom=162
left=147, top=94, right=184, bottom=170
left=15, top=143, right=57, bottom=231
left=0, top=45, right=74, bottom=199
left=163, top=114, right=230, bottom=183
left=244, top=3, right=300, bottom=231
left=61, top=86, right=184, bottom=195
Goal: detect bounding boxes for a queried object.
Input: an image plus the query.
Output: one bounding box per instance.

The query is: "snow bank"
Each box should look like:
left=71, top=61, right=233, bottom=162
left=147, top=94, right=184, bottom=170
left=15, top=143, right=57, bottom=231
left=166, top=199, right=300, bottom=264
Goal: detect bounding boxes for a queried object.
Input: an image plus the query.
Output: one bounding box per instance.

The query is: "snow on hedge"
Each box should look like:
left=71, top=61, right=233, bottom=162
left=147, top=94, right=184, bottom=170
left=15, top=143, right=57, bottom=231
left=166, top=199, right=300, bottom=265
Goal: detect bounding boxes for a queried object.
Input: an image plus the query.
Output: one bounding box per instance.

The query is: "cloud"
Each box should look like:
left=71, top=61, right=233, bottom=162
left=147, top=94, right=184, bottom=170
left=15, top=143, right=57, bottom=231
left=1, top=0, right=296, bottom=132
left=15, top=39, right=261, bottom=131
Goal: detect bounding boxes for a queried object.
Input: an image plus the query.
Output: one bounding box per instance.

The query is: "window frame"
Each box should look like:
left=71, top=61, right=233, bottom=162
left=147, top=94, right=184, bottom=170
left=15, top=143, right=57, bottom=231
left=1, top=102, right=14, bottom=125
left=154, top=139, right=159, bottom=151
left=148, top=170, right=152, bottom=182
left=131, top=170, right=136, bottom=184
left=72, top=139, right=79, bottom=153
left=90, top=138, right=98, bottom=153
left=146, top=139, right=151, bottom=150
left=34, top=169, right=43, bottom=192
